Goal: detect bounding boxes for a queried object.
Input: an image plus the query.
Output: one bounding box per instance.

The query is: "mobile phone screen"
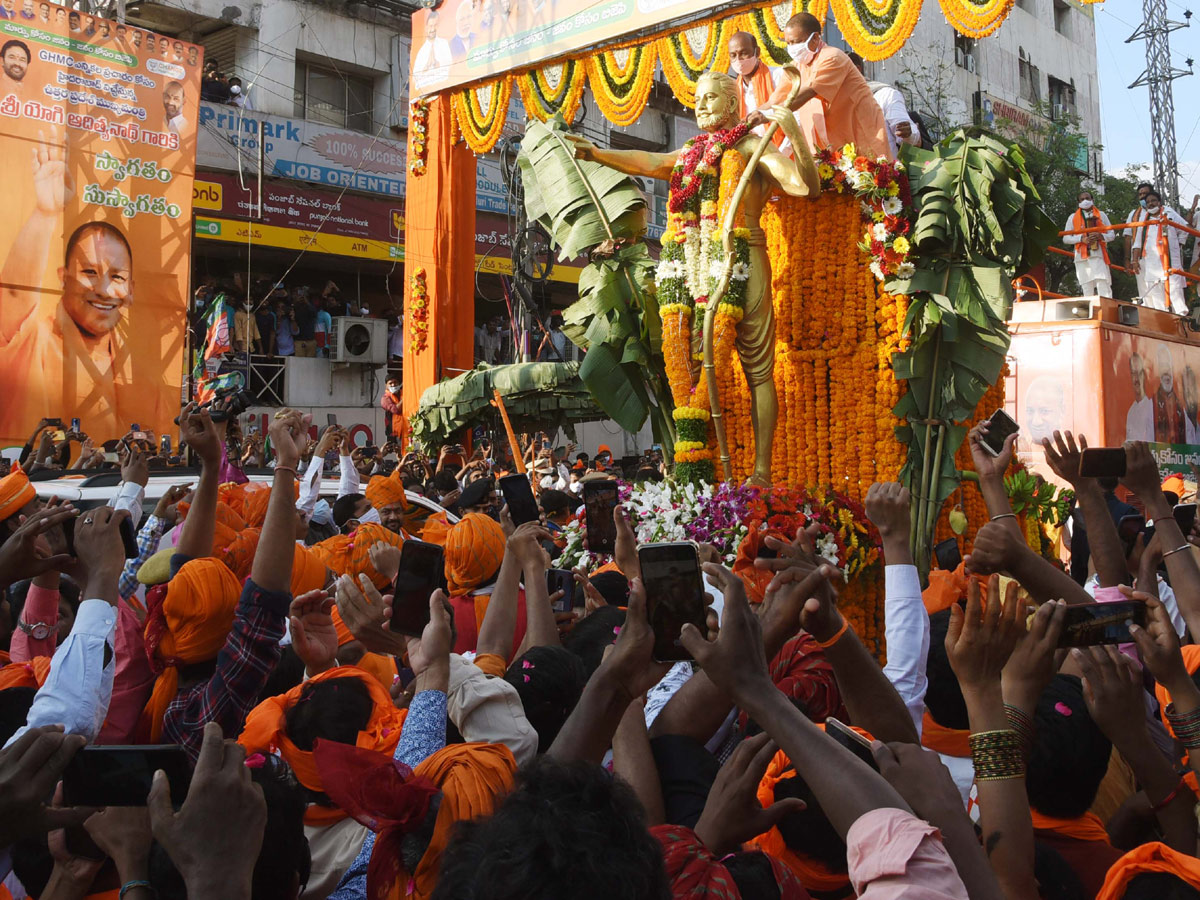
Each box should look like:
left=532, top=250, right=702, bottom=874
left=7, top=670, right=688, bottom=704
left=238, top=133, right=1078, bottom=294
left=1078, top=447, right=1127, bottom=479
left=825, top=718, right=880, bottom=771
left=390, top=539, right=445, bottom=636
left=584, top=481, right=619, bottom=555
left=981, top=408, right=1019, bottom=456
left=63, top=745, right=191, bottom=808
left=327, top=413, right=338, bottom=427
left=933, top=538, right=962, bottom=572
left=1174, top=503, right=1197, bottom=535
left=638, top=542, right=706, bottom=662
left=160, top=435, right=172, bottom=454
left=70, top=417, right=81, bottom=433
left=546, top=568, right=576, bottom=613
left=1058, top=601, right=1147, bottom=648
left=500, top=473, right=541, bottom=526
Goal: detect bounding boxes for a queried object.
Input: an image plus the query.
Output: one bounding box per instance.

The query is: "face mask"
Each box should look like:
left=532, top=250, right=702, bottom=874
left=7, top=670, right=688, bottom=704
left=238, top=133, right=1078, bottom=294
left=1147, top=205, right=1161, bottom=215
left=357, top=506, right=381, bottom=525
left=786, top=33, right=818, bottom=64
left=1079, top=199, right=1093, bottom=210
left=731, top=56, right=757, bottom=76
left=230, top=84, right=241, bottom=95
left=1139, top=198, right=1148, bottom=209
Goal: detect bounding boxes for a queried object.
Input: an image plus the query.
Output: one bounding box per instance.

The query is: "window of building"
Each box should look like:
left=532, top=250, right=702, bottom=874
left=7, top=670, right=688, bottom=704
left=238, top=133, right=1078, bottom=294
left=954, top=34, right=976, bottom=72
left=1053, top=0, right=1070, bottom=37
left=294, top=61, right=373, bottom=132
left=1019, top=49, right=1041, bottom=104
left=1048, top=75, right=1076, bottom=120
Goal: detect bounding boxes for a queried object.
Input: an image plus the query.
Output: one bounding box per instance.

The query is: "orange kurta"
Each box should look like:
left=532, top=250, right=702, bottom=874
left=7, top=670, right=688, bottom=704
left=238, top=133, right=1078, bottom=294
left=768, top=46, right=890, bottom=161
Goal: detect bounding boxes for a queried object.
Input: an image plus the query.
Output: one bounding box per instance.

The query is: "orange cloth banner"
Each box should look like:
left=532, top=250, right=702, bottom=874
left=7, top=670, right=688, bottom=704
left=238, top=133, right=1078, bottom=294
left=0, top=9, right=201, bottom=445
left=401, top=93, right=476, bottom=423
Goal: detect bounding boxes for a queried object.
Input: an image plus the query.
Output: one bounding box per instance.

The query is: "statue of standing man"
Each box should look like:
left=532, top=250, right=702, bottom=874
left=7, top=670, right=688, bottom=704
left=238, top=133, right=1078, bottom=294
left=567, top=70, right=819, bottom=486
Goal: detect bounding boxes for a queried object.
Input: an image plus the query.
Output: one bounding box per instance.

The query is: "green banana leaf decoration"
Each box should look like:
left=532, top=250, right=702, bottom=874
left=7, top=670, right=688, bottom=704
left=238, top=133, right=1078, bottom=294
left=516, top=115, right=675, bottom=452
left=887, top=128, right=1058, bottom=576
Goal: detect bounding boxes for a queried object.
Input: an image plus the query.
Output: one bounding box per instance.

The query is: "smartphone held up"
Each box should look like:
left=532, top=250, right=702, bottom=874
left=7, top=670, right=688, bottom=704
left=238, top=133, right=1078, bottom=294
left=637, top=542, right=708, bottom=662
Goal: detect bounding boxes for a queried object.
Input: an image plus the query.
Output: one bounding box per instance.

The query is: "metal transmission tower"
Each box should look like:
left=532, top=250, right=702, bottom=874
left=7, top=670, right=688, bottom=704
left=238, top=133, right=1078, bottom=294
left=1125, top=0, right=1193, bottom=206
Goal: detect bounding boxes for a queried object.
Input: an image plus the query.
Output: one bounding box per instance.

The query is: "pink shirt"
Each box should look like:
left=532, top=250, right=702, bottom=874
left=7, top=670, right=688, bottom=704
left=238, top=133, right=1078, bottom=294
left=10, top=583, right=60, bottom=662
left=847, top=807, right=969, bottom=899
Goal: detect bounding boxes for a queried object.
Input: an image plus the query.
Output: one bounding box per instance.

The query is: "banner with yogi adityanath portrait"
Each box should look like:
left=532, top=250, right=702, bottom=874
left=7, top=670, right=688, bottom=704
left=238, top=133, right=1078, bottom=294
left=0, top=5, right=200, bottom=447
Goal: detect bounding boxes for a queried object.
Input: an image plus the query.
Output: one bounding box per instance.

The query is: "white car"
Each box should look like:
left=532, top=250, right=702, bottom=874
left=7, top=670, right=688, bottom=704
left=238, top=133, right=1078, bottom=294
left=30, top=469, right=458, bottom=527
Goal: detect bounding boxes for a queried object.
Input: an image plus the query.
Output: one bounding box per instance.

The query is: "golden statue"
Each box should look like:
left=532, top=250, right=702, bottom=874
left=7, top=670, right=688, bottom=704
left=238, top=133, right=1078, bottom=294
left=567, top=70, right=819, bottom=486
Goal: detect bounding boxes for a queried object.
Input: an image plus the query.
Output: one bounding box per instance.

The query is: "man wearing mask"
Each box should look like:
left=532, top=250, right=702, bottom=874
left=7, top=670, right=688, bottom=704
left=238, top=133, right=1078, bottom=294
left=848, top=52, right=921, bottom=157
left=747, top=13, right=890, bottom=161
left=1130, top=189, right=1188, bottom=313
left=1064, top=189, right=1114, bottom=297
left=1123, top=182, right=1153, bottom=271
left=729, top=31, right=786, bottom=150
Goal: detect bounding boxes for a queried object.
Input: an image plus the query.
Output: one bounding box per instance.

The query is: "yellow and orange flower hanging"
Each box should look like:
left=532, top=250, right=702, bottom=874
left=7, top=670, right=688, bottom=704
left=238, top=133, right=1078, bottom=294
left=938, top=0, right=1014, bottom=38
left=826, top=0, right=923, bottom=61
left=657, top=17, right=736, bottom=107
left=587, top=44, right=658, bottom=127
left=516, top=59, right=587, bottom=123
left=452, top=76, right=512, bottom=153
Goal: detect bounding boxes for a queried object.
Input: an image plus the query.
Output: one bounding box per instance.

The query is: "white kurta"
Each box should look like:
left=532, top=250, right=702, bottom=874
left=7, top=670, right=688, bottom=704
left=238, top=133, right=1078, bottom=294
left=1131, top=207, right=1188, bottom=314
left=1126, top=395, right=1154, bottom=443
left=868, top=81, right=920, bottom=157
left=1063, top=208, right=1114, bottom=296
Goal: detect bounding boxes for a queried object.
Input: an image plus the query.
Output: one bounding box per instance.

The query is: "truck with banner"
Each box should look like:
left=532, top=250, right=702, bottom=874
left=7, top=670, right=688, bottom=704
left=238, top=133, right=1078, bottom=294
left=0, top=7, right=200, bottom=448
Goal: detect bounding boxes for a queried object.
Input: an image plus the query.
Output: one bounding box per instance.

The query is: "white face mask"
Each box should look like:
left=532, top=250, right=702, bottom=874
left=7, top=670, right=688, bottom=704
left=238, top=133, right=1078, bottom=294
left=230, top=84, right=241, bottom=95
left=1147, top=205, right=1161, bottom=215
left=786, top=32, right=819, bottom=64
left=357, top=506, right=381, bottom=525
left=1078, top=199, right=1093, bottom=210
left=731, top=56, right=757, bottom=77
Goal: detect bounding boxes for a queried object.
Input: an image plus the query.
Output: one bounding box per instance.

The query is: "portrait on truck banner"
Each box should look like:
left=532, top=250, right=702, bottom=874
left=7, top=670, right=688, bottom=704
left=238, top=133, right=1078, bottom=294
left=0, top=7, right=200, bottom=447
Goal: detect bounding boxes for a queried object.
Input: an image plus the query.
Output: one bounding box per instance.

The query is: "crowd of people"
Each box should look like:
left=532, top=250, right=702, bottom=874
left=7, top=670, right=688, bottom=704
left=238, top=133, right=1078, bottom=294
left=200, top=58, right=251, bottom=109
left=5, top=390, right=1200, bottom=899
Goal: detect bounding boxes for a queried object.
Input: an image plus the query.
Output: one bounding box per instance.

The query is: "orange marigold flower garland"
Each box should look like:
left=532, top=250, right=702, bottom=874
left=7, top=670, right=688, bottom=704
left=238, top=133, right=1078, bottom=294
left=938, top=0, right=1015, bottom=38
left=409, top=267, right=429, bottom=355
left=452, top=76, right=512, bottom=153
left=587, top=44, right=658, bottom=127
left=408, top=99, right=429, bottom=177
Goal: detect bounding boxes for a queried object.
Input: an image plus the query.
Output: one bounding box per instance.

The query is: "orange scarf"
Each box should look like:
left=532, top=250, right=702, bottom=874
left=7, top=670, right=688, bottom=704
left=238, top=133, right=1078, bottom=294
left=1097, top=841, right=1200, bottom=900
left=238, top=666, right=407, bottom=826
left=921, top=709, right=971, bottom=758
left=0, top=655, right=52, bottom=690
left=737, top=63, right=785, bottom=149
left=748, top=748, right=851, bottom=895
left=1030, top=809, right=1111, bottom=842
left=1072, top=209, right=1110, bottom=264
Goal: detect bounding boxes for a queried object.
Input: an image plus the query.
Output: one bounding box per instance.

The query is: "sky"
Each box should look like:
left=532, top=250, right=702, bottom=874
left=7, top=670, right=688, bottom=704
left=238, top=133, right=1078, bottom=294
left=1093, top=0, right=1200, bottom=205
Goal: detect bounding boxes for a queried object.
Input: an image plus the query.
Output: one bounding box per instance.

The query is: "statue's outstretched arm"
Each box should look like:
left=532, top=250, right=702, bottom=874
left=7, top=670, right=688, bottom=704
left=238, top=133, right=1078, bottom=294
left=564, top=133, right=678, bottom=181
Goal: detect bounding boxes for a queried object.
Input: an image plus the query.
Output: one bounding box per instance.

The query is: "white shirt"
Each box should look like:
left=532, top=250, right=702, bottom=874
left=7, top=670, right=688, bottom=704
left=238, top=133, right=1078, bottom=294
left=298, top=452, right=359, bottom=520
left=414, top=38, right=451, bottom=75
left=166, top=113, right=187, bottom=134
left=739, top=64, right=785, bottom=116
left=5, top=598, right=117, bottom=747
left=1130, top=206, right=1188, bottom=270
left=109, top=480, right=146, bottom=529
left=869, top=82, right=920, bottom=156
left=1063, top=209, right=1114, bottom=259
left=1126, top=395, right=1155, bottom=443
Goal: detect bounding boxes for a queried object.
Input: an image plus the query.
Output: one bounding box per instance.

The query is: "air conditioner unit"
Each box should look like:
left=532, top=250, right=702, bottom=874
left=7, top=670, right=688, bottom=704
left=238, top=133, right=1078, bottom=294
left=965, top=54, right=976, bottom=73
left=954, top=47, right=965, bottom=67
left=1052, top=103, right=1065, bottom=119
left=331, top=316, right=387, bottom=364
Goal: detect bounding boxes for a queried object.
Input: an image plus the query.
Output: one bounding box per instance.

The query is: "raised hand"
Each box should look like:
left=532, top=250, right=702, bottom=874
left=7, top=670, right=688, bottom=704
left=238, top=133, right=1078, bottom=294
left=1041, top=430, right=1089, bottom=487
left=599, top=576, right=672, bottom=701
left=268, top=408, right=309, bottom=470
left=31, top=132, right=72, bottom=214
left=404, top=589, right=452, bottom=677
left=368, top=541, right=401, bottom=583
left=680, top=565, right=770, bottom=702
left=120, top=442, right=149, bottom=486
left=73, top=506, right=130, bottom=604
left=963, top=521, right=1023, bottom=576
left=180, top=403, right=222, bottom=467
left=0, top=726, right=90, bottom=847
left=289, top=590, right=338, bottom=676
left=968, top=420, right=1016, bottom=481
left=1001, top=597, right=1067, bottom=713
left=1122, top=441, right=1166, bottom=510
left=945, top=575, right=1026, bottom=695
left=1126, top=588, right=1193, bottom=697
left=334, top=574, right=405, bottom=656
left=1073, top=644, right=1147, bottom=747
left=0, top=500, right=77, bottom=588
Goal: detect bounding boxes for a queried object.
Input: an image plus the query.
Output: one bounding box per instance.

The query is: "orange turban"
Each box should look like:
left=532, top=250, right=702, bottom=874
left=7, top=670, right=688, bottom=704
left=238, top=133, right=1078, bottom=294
left=292, top=543, right=331, bottom=596
left=732, top=528, right=787, bottom=605
left=1155, top=644, right=1200, bottom=737
left=240, top=484, right=273, bottom=528
left=1096, top=841, right=1200, bottom=900
left=1163, top=475, right=1187, bottom=499
left=139, top=558, right=242, bottom=742
left=0, top=469, right=35, bottom=522
left=314, top=740, right=516, bottom=900
left=0, top=656, right=51, bottom=690
left=310, top=523, right=405, bottom=589
left=178, top=500, right=247, bottom=552
left=444, top=514, right=505, bottom=596
left=331, top=605, right=356, bottom=646
left=748, top=746, right=851, bottom=895
left=366, top=475, right=408, bottom=512
left=420, top=512, right=452, bottom=547
left=218, top=527, right=261, bottom=581
left=239, top=666, right=407, bottom=824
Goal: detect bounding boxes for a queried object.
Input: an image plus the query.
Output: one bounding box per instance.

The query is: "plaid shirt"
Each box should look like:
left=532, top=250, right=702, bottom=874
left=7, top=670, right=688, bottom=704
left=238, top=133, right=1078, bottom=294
left=162, top=578, right=290, bottom=762
left=118, top=514, right=168, bottom=602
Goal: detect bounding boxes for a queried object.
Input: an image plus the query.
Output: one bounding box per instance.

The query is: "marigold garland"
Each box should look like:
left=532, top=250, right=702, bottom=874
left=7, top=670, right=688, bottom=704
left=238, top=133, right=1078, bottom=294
left=586, top=44, right=658, bottom=127
left=938, top=0, right=1014, bottom=37
left=657, top=18, right=736, bottom=107
left=516, top=59, right=587, bottom=123
left=743, top=0, right=830, bottom=65
left=826, top=0, right=922, bottom=60
left=408, top=99, right=429, bottom=177
left=452, top=76, right=512, bottom=153
left=408, top=267, right=430, bottom=355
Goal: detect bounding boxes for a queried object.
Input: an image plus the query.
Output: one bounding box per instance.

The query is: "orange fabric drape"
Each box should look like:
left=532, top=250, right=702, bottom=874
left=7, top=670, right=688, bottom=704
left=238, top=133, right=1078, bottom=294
left=1154, top=644, right=1200, bottom=736
left=920, top=709, right=972, bottom=758
left=1097, top=841, right=1200, bottom=900
left=1030, top=810, right=1112, bottom=843
left=401, top=93, right=476, bottom=422
left=737, top=64, right=785, bottom=149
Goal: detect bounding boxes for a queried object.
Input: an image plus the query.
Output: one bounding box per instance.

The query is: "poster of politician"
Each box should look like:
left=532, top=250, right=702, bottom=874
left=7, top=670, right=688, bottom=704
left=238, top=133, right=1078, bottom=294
left=0, top=6, right=200, bottom=446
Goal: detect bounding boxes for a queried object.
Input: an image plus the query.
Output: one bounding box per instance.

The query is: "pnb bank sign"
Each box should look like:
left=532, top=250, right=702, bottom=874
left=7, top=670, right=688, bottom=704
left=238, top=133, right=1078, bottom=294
left=197, top=102, right=407, bottom=198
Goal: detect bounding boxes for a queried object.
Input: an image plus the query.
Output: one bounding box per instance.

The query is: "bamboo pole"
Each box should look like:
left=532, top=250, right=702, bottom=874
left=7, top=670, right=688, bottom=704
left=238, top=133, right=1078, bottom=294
left=493, top=389, right=526, bottom=475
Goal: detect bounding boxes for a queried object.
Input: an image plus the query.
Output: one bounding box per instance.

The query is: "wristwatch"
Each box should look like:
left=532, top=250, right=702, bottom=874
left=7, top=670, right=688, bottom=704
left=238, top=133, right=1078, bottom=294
left=16, top=618, right=52, bottom=641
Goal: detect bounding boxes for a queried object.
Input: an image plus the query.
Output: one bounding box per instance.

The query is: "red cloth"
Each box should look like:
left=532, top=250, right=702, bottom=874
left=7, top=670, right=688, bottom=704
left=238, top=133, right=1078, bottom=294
left=655, top=824, right=810, bottom=899
left=449, top=589, right=528, bottom=658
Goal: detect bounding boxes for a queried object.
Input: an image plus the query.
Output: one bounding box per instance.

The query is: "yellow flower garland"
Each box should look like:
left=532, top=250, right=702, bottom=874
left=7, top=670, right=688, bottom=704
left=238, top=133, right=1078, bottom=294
left=938, top=0, right=1014, bottom=37
left=452, top=76, right=512, bottom=153
left=516, top=59, right=587, bottom=123
left=743, top=0, right=830, bottom=64
left=827, top=0, right=923, bottom=60
left=657, top=18, right=735, bottom=107
left=587, top=44, right=658, bottom=127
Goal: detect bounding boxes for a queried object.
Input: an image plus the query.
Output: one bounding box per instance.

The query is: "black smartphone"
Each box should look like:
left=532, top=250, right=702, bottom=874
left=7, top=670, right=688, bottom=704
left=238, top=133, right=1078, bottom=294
left=546, top=568, right=576, bottom=613
left=389, top=539, right=446, bottom=636
left=583, top=480, right=619, bottom=555
left=361, top=445, right=379, bottom=457
left=638, top=542, right=707, bottom=662
left=1117, top=513, right=1146, bottom=555
left=933, top=537, right=962, bottom=571
left=63, top=745, right=191, bottom=808
left=160, top=434, right=172, bottom=455
left=499, top=473, right=541, bottom=526
left=1058, top=600, right=1148, bottom=647
left=980, top=408, right=1019, bottom=456
left=1078, top=447, right=1126, bottom=478
left=1174, top=503, right=1197, bottom=535
left=825, top=717, right=879, bottom=771
left=70, top=416, right=81, bottom=433
left=327, top=413, right=338, bottom=427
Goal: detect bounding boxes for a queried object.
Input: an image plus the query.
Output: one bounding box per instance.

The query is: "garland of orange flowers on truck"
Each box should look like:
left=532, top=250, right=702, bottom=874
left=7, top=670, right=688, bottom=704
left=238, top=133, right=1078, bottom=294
left=409, top=267, right=430, bottom=354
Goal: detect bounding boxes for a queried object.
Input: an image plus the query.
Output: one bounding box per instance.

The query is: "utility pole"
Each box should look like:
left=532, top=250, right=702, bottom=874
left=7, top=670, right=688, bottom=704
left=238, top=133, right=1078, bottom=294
left=1126, top=0, right=1193, bottom=206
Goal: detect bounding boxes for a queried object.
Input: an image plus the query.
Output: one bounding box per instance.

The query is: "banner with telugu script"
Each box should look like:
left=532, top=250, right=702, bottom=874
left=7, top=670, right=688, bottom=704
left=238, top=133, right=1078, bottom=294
left=0, top=6, right=201, bottom=446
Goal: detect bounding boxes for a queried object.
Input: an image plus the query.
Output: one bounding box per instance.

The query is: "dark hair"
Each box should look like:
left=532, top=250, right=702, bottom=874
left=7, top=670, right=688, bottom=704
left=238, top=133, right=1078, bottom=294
left=150, top=756, right=310, bottom=900
left=785, top=10, right=821, bottom=33
left=283, top=677, right=374, bottom=751
left=65, top=220, right=132, bottom=268
left=1137, top=182, right=1154, bottom=191
left=564, top=605, right=625, bottom=676
left=1034, top=841, right=1087, bottom=900
left=590, top=571, right=631, bottom=607
left=1, top=39, right=30, bottom=61
left=1122, top=873, right=1200, bottom=900
left=539, top=489, right=571, bottom=517
left=634, top=466, right=663, bottom=483
left=432, top=469, right=459, bottom=494
left=432, top=757, right=670, bottom=900
left=332, top=492, right=366, bottom=528
left=1146, top=191, right=1163, bottom=204
left=773, top=768, right=848, bottom=872
left=258, top=644, right=305, bottom=702
left=1027, top=675, right=1111, bottom=819
left=504, top=646, right=587, bottom=753
left=924, top=608, right=969, bottom=730
left=723, top=852, right=782, bottom=900
left=0, top=686, right=36, bottom=746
